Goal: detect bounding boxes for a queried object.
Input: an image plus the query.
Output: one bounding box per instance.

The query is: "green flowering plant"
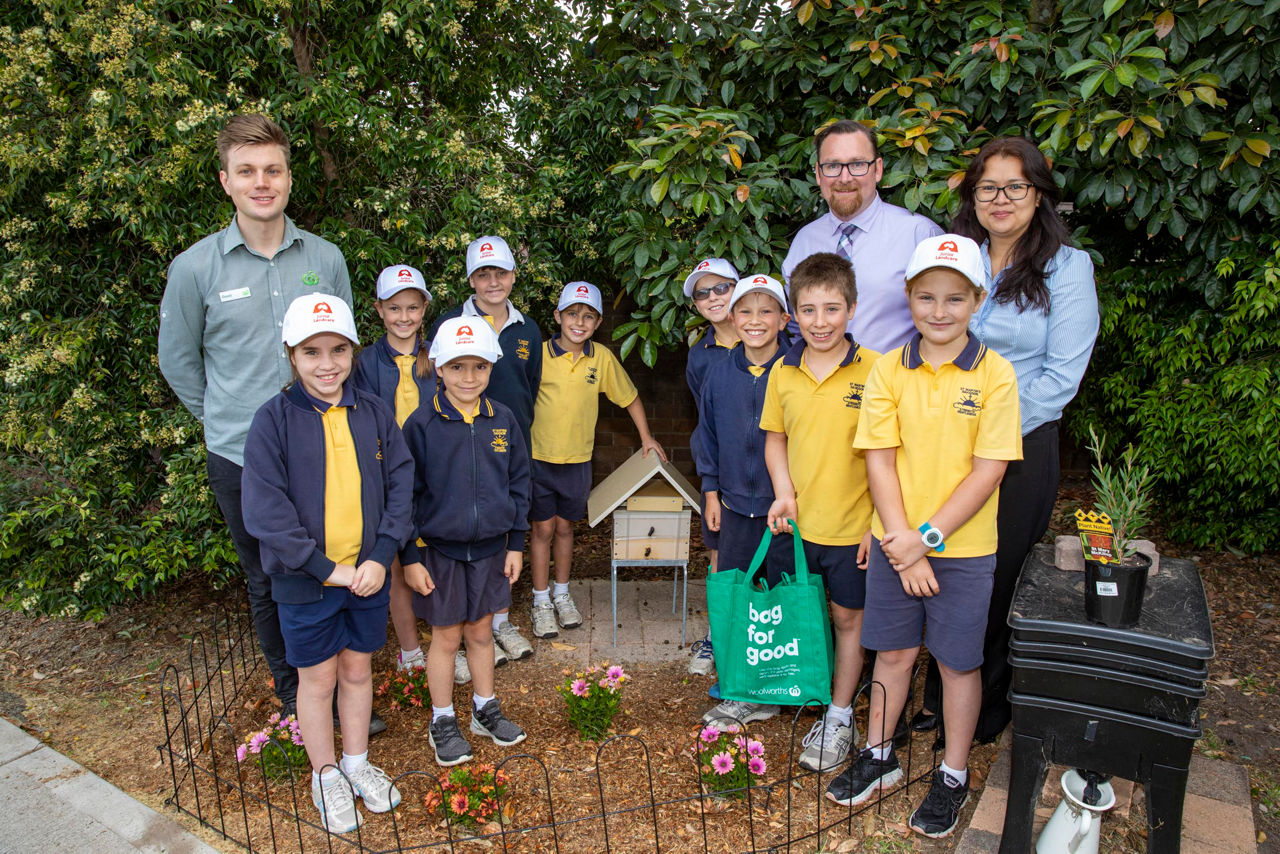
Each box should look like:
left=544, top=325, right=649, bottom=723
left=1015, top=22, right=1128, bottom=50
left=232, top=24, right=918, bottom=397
left=422, top=763, right=510, bottom=829
left=235, top=713, right=308, bottom=783
left=556, top=663, right=628, bottom=741
left=695, top=725, right=766, bottom=799
left=375, top=664, right=430, bottom=711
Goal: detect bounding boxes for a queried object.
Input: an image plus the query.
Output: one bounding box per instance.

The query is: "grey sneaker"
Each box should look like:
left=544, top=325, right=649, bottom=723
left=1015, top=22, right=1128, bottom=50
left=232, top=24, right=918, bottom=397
left=311, top=773, right=363, bottom=833
left=346, top=763, right=401, bottom=813
left=702, top=699, right=780, bottom=731
left=396, top=649, right=424, bottom=671
left=798, top=715, right=856, bottom=772
left=687, top=636, right=715, bottom=676
left=453, top=649, right=471, bottom=684
left=471, top=699, right=527, bottom=747
left=494, top=621, right=533, bottom=660
left=552, top=592, right=583, bottom=628
left=494, top=640, right=508, bottom=667
left=429, top=715, right=474, bottom=767
left=530, top=601, right=559, bottom=638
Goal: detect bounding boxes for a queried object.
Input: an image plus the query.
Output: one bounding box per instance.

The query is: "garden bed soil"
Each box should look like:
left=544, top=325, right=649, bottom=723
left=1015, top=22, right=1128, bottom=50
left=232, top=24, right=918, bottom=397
left=0, top=477, right=1276, bottom=852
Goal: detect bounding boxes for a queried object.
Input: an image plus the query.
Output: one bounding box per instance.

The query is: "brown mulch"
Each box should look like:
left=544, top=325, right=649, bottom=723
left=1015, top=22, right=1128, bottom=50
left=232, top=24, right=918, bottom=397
left=0, top=476, right=1276, bottom=852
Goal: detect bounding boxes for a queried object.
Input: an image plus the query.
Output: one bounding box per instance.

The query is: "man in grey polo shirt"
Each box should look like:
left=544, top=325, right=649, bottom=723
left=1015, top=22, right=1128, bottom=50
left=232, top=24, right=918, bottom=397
left=159, top=114, right=351, bottom=720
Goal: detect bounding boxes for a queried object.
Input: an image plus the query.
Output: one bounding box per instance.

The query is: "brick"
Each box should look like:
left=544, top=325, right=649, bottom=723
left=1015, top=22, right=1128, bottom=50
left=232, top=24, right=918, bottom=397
left=955, top=826, right=1002, bottom=854
left=1185, top=753, right=1251, bottom=805
left=965, top=783, right=1008, bottom=835
left=1180, top=793, right=1256, bottom=851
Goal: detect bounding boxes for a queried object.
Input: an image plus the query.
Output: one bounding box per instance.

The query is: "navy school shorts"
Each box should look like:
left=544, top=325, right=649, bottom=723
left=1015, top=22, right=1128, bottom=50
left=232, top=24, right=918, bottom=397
left=277, top=584, right=389, bottom=669
left=412, top=545, right=512, bottom=627
left=530, top=460, right=591, bottom=523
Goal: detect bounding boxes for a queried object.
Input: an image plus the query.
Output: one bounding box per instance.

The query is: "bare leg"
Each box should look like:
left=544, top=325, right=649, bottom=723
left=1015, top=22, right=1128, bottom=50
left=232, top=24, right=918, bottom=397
left=464, top=618, right=496, bottom=698
left=551, top=517, right=574, bottom=585
left=938, top=662, right=981, bottom=772
left=708, top=549, right=718, bottom=573
left=297, top=656, right=339, bottom=772
left=388, top=557, right=420, bottom=655
left=426, top=624, right=462, bottom=709
left=530, top=518, right=555, bottom=590
left=335, top=649, right=373, bottom=756
left=829, top=604, right=865, bottom=709
left=865, top=647, right=916, bottom=750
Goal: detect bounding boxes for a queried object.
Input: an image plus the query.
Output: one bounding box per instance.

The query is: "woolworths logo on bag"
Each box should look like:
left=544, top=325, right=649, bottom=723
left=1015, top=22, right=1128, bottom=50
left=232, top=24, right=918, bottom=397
left=745, top=602, right=801, bottom=678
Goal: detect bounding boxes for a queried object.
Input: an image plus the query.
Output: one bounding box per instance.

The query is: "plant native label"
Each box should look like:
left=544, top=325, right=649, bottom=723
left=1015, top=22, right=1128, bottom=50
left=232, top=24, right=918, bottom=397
left=1075, top=509, right=1118, bottom=565
left=745, top=602, right=803, bottom=699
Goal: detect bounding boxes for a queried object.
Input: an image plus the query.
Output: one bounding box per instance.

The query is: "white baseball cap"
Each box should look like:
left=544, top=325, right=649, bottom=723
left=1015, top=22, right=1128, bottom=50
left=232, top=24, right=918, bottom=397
left=682, top=257, right=739, bottom=298
left=465, top=236, right=517, bottom=277
left=556, top=281, right=603, bottom=314
left=905, top=234, right=986, bottom=290
left=376, top=264, right=430, bottom=301
left=429, top=316, right=503, bottom=365
left=728, top=273, right=788, bottom=311
left=282, top=293, right=360, bottom=347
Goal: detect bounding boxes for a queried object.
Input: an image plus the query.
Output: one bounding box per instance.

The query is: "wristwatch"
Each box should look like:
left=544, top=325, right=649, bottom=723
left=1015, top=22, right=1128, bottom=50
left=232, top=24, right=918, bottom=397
left=919, top=522, right=946, bottom=552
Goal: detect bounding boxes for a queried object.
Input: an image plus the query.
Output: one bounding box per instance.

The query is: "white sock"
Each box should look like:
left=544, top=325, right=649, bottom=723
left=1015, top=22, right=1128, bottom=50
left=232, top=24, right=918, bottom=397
left=492, top=612, right=509, bottom=631
left=867, top=742, right=892, bottom=761
left=552, top=581, right=570, bottom=598
left=340, top=751, right=368, bottom=775
left=940, top=761, right=967, bottom=787
left=432, top=704, right=455, bottom=721
left=473, top=693, right=495, bottom=711
left=825, top=704, right=853, bottom=727
left=400, top=646, right=422, bottom=661
left=533, top=587, right=551, bottom=605
left=315, top=767, right=343, bottom=787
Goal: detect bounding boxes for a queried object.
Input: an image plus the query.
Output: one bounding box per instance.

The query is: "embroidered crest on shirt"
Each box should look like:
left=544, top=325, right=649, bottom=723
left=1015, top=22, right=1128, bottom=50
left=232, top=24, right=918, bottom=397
left=843, top=383, right=864, bottom=408
left=516, top=339, right=530, bottom=360
left=376, top=438, right=383, bottom=460
left=586, top=367, right=599, bottom=385
left=953, top=387, right=983, bottom=416
left=491, top=428, right=509, bottom=453
left=302, top=271, right=319, bottom=287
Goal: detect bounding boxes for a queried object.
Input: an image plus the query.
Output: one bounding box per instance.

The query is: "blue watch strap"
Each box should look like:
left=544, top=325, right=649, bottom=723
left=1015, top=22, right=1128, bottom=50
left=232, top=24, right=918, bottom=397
left=919, top=522, right=946, bottom=553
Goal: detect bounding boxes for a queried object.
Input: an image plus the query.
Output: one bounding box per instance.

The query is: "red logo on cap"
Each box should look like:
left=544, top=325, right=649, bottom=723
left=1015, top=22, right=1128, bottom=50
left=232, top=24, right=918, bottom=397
left=397, top=268, right=413, bottom=279
left=752, top=276, right=768, bottom=284
left=457, top=325, right=474, bottom=336
left=939, top=240, right=959, bottom=253
left=313, top=302, right=332, bottom=314
left=697, top=261, right=710, bottom=270
left=479, top=243, right=493, bottom=253
left=575, top=285, right=590, bottom=296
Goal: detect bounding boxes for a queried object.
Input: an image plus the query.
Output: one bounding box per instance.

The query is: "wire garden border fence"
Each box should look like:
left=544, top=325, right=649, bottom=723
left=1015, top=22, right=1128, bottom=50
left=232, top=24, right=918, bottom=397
left=158, top=602, right=939, bottom=853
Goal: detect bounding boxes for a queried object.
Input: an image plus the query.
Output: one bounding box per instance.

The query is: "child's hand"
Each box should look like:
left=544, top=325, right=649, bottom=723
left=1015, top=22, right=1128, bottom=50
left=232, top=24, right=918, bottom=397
left=705, top=492, right=722, bottom=532
left=880, top=529, right=926, bottom=571
left=351, top=559, right=387, bottom=597
left=856, top=530, right=873, bottom=570
left=326, top=563, right=357, bottom=587
left=504, top=550, right=523, bottom=585
left=767, top=496, right=797, bottom=534
left=898, top=557, right=940, bottom=597
left=641, top=437, right=668, bottom=462
left=402, top=562, right=434, bottom=596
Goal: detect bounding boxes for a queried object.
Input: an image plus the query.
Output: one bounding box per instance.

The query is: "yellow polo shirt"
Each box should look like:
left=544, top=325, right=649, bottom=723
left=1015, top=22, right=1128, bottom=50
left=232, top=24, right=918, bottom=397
left=532, top=338, right=638, bottom=464
left=317, top=397, right=363, bottom=571
left=759, top=336, right=879, bottom=546
left=854, top=333, right=1022, bottom=557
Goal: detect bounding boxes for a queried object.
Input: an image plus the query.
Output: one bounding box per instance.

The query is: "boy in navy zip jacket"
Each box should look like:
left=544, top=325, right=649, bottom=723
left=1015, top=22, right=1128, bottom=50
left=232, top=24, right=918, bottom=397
left=401, top=317, right=532, bottom=767
left=243, top=294, right=413, bottom=834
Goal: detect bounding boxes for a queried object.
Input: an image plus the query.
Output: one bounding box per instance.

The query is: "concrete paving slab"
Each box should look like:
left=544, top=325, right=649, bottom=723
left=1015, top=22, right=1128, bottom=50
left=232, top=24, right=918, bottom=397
left=0, top=717, right=41, bottom=764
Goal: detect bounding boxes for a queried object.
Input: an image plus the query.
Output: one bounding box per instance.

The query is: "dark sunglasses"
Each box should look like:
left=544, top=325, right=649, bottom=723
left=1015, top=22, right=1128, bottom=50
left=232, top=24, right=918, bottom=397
left=693, top=281, right=733, bottom=301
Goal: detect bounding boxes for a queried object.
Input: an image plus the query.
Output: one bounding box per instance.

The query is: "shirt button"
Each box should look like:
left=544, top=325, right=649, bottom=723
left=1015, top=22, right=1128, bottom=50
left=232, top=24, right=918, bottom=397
left=277, top=321, right=283, bottom=327
left=270, top=261, right=275, bottom=267
left=273, top=291, right=279, bottom=296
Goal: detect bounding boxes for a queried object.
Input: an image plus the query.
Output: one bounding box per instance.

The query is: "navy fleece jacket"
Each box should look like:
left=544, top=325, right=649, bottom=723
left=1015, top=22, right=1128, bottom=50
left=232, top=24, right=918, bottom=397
left=241, top=383, right=414, bottom=605
left=400, top=391, right=532, bottom=564
left=352, top=334, right=434, bottom=409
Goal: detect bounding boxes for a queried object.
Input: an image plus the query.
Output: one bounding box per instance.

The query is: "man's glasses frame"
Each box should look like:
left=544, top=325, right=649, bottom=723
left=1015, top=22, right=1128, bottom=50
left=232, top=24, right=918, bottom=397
left=818, top=160, right=878, bottom=178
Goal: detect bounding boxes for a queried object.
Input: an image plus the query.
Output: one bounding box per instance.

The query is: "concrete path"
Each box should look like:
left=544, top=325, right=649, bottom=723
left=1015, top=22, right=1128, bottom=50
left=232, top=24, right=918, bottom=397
left=0, top=716, right=220, bottom=853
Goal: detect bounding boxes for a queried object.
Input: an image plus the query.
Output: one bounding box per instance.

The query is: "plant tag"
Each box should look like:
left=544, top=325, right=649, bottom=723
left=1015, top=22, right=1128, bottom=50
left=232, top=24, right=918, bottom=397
left=1075, top=509, right=1118, bottom=564
left=219, top=287, right=251, bottom=302
left=1095, top=581, right=1119, bottom=597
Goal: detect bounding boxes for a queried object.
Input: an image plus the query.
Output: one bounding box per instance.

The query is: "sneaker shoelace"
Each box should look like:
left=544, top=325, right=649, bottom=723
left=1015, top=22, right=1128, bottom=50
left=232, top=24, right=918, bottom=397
left=320, top=777, right=356, bottom=813
left=801, top=717, right=844, bottom=748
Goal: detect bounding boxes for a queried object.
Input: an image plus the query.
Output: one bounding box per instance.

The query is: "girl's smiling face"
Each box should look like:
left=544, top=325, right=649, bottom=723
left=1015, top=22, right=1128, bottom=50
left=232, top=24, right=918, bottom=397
left=731, top=291, right=787, bottom=356
left=375, top=290, right=427, bottom=352
left=289, top=332, right=353, bottom=405
left=690, top=274, right=735, bottom=324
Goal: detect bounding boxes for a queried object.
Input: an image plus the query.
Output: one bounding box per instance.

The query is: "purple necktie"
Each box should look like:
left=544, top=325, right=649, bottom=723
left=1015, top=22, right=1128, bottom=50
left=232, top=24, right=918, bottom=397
left=837, top=222, right=858, bottom=261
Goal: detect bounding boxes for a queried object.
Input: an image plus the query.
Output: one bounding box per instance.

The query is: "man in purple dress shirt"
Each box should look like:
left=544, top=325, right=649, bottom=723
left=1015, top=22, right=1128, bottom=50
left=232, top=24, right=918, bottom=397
left=781, top=120, right=942, bottom=354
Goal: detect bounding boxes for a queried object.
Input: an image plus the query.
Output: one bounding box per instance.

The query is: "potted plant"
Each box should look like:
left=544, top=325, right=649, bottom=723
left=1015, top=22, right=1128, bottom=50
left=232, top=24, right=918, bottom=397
left=1081, top=428, right=1156, bottom=628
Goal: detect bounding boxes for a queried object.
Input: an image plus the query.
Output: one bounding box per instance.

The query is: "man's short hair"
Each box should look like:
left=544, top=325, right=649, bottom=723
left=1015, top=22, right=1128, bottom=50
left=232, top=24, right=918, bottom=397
left=814, top=119, right=879, bottom=163
left=217, top=114, right=291, bottom=170
left=790, top=252, right=857, bottom=306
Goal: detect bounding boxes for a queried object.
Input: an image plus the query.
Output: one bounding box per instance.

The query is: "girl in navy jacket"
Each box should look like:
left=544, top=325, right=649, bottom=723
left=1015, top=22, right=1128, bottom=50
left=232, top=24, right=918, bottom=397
left=242, top=294, right=413, bottom=834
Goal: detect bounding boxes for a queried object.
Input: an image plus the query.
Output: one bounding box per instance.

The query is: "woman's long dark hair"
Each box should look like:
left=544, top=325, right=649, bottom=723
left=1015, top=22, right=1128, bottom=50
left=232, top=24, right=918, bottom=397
left=950, top=136, right=1071, bottom=313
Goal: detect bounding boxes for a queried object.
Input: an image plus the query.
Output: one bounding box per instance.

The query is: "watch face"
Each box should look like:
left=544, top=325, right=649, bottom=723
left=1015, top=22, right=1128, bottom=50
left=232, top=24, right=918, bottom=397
left=923, top=528, right=943, bottom=548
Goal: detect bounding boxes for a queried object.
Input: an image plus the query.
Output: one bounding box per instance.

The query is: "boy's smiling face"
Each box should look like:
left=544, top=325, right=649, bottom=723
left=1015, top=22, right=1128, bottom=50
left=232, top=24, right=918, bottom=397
left=907, top=268, right=982, bottom=351
left=438, top=355, right=491, bottom=411
left=469, top=266, right=516, bottom=315
left=690, top=274, right=735, bottom=324
left=793, top=283, right=853, bottom=354
left=554, top=303, right=601, bottom=350
left=731, top=291, right=787, bottom=356
left=375, top=290, right=427, bottom=352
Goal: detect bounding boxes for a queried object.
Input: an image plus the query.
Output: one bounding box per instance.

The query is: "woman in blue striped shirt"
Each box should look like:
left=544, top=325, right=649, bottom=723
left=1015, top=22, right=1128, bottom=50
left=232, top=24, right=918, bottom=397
left=914, top=136, right=1100, bottom=745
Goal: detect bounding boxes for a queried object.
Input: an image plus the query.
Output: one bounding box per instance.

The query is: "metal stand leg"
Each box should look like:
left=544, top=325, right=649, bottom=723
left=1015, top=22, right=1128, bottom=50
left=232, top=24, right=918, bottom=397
left=680, top=562, right=688, bottom=646
left=611, top=561, right=619, bottom=647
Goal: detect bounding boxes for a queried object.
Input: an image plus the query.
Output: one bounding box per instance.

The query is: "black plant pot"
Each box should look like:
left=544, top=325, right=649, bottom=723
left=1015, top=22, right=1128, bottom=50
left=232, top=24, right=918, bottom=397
left=1083, top=551, right=1153, bottom=628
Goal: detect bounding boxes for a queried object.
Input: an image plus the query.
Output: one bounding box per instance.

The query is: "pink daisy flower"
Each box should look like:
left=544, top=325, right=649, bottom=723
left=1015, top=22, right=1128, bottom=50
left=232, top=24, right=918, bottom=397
left=571, top=679, right=589, bottom=697
left=748, top=756, right=767, bottom=776
left=747, top=739, right=764, bottom=757
left=606, top=665, right=625, bottom=681
left=711, top=751, right=734, bottom=775
left=699, top=725, right=720, bottom=744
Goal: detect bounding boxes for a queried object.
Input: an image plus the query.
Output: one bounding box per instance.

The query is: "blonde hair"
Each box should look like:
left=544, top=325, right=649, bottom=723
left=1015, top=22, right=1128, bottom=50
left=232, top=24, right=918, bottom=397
left=217, top=114, right=290, bottom=170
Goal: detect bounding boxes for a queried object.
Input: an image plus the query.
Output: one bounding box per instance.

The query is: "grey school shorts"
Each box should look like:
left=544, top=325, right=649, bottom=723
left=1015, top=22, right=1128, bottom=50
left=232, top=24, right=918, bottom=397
left=411, top=545, right=512, bottom=627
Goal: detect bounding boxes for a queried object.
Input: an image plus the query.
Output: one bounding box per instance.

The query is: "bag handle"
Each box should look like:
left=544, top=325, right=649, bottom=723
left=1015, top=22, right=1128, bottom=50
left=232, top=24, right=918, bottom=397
left=745, top=520, right=809, bottom=585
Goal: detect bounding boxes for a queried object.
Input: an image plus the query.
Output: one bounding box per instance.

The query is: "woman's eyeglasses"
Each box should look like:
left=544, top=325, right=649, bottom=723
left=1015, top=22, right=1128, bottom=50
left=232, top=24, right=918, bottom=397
left=693, top=281, right=733, bottom=301
left=975, top=182, right=1033, bottom=202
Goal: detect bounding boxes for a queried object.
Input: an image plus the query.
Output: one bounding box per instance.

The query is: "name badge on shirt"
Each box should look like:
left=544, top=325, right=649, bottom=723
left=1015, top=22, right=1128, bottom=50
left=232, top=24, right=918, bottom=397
left=219, top=287, right=252, bottom=303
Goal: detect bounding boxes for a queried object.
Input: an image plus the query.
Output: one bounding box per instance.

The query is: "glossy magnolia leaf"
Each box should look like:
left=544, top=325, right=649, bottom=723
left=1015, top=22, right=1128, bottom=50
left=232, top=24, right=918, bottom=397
left=1102, top=0, right=1127, bottom=19
left=1245, top=138, right=1272, bottom=157
left=734, top=184, right=750, bottom=202
left=796, top=1, right=814, bottom=25
left=649, top=174, right=669, bottom=204
left=1154, top=11, right=1175, bottom=39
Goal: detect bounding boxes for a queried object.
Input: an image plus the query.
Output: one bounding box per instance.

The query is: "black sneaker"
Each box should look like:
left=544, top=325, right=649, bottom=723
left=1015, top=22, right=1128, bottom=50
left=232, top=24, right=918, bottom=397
left=909, top=769, right=970, bottom=838
left=429, top=715, right=474, bottom=767
left=470, top=699, right=527, bottom=747
left=825, top=747, right=903, bottom=806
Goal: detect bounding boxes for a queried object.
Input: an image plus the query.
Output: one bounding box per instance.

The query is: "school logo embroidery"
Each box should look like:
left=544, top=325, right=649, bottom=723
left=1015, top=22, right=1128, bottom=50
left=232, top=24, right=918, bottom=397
left=376, top=438, right=383, bottom=461
left=516, top=339, right=530, bottom=360
left=313, top=301, right=332, bottom=315
left=586, top=367, right=599, bottom=385
left=953, top=387, right=983, bottom=416
left=302, top=271, right=319, bottom=287
left=843, top=383, right=864, bottom=409
left=490, top=428, right=509, bottom=453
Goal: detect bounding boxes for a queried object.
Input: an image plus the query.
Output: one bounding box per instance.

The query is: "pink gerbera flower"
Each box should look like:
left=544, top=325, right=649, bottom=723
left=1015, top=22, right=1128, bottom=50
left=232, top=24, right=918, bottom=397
left=748, top=756, right=767, bottom=776
left=236, top=744, right=248, bottom=763
left=711, top=751, right=734, bottom=775
left=606, top=665, right=625, bottom=681
left=699, top=725, right=720, bottom=744
left=746, top=739, right=764, bottom=757
left=571, top=679, right=589, bottom=697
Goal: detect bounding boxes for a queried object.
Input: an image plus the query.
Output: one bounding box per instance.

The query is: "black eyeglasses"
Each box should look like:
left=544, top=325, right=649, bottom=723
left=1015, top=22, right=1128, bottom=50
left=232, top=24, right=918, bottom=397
left=693, top=281, right=733, bottom=301
left=975, top=182, right=1033, bottom=202
left=818, top=160, right=877, bottom=178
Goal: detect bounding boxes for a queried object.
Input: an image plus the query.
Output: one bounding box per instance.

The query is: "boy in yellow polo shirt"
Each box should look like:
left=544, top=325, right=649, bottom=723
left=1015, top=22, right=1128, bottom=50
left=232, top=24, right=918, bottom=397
left=758, top=252, right=879, bottom=771
left=829, top=235, right=1021, bottom=840
left=528, top=282, right=667, bottom=638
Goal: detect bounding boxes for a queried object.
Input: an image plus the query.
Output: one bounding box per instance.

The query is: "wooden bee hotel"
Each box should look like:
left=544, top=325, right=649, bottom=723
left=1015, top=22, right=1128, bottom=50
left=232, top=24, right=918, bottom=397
left=586, top=449, right=702, bottom=646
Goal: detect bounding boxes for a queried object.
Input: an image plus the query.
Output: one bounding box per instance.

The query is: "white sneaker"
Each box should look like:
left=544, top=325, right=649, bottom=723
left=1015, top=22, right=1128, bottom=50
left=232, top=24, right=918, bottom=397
left=453, top=649, right=471, bottom=684
left=702, top=699, right=780, bottom=731
left=798, top=715, right=856, bottom=772
left=312, top=774, right=362, bottom=833
left=494, top=640, right=508, bottom=667
left=396, top=649, right=424, bottom=671
left=530, top=601, right=558, bottom=638
left=494, top=621, right=533, bottom=660
left=346, top=763, right=402, bottom=813
left=552, top=592, right=583, bottom=629
left=687, top=636, right=714, bottom=676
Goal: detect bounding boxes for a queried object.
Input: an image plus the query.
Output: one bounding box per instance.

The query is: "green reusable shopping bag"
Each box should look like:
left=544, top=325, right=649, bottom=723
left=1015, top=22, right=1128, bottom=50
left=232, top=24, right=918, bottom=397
left=706, top=522, right=834, bottom=706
